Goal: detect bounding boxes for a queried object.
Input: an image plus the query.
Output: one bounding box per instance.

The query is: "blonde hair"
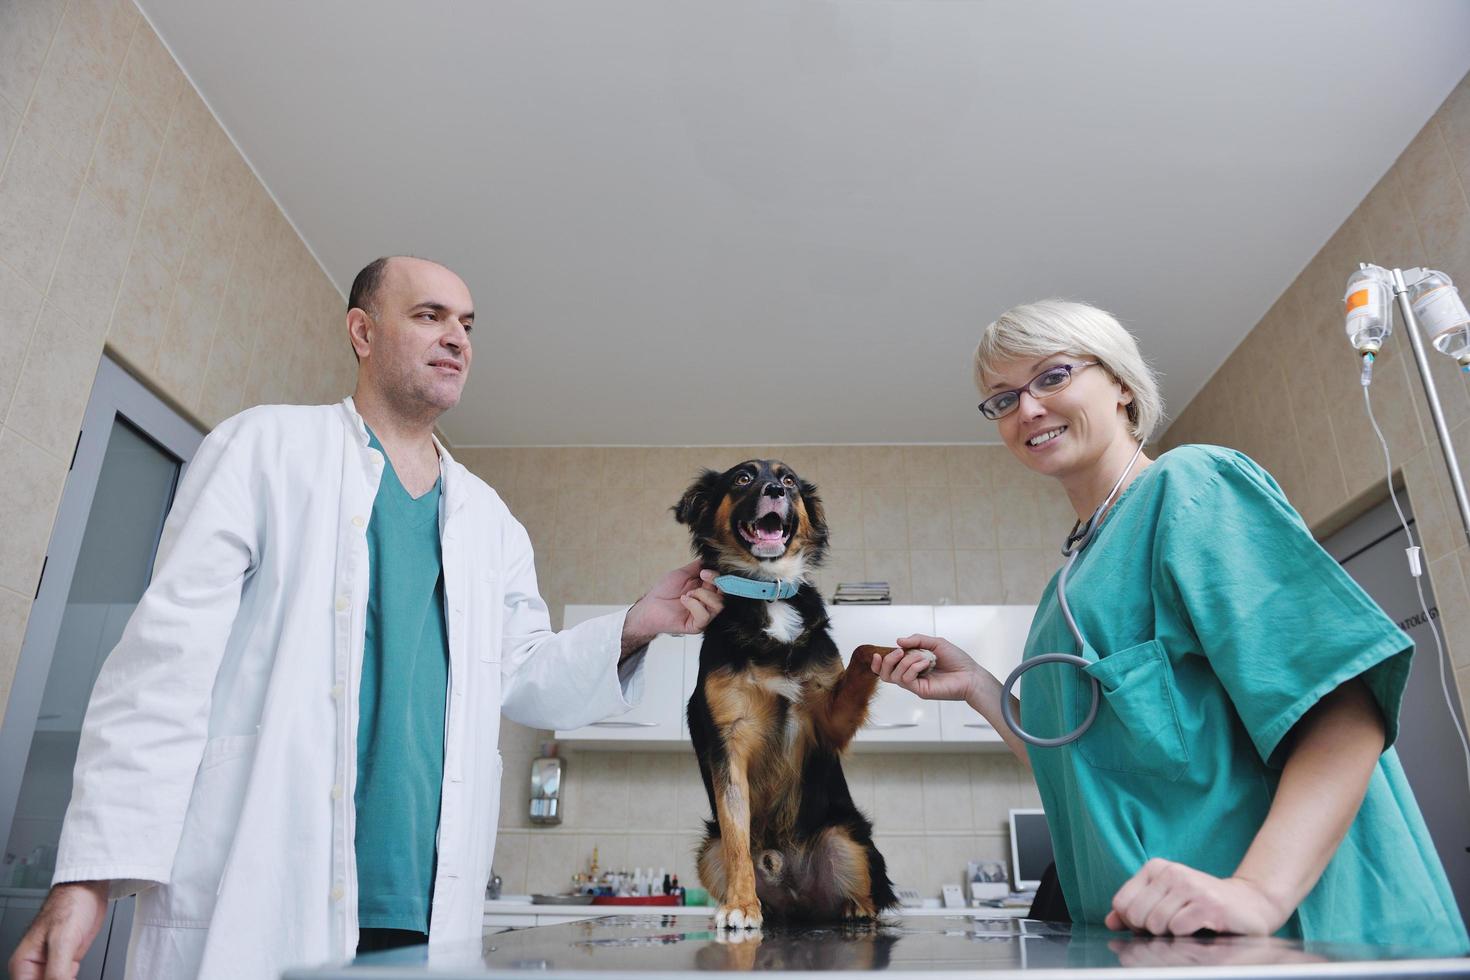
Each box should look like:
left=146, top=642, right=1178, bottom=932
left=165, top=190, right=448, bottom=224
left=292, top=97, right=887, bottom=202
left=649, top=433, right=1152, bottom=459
left=973, top=299, right=1164, bottom=443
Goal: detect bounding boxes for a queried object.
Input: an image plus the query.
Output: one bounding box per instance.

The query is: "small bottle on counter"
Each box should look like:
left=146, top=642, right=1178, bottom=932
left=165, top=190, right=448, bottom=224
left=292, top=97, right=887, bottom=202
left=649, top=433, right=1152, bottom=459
left=670, top=874, right=683, bottom=905
left=660, top=871, right=671, bottom=897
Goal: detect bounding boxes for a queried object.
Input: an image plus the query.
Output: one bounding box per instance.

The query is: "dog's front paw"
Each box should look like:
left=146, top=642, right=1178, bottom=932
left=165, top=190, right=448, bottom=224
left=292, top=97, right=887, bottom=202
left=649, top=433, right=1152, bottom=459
left=715, top=899, right=763, bottom=930
left=840, top=898, right=877, bottom=922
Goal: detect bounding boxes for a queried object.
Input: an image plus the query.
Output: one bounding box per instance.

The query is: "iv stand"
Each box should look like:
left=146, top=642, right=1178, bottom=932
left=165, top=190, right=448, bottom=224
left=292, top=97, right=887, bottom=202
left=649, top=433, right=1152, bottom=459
left=1390, top=266, right=1470, bottom=549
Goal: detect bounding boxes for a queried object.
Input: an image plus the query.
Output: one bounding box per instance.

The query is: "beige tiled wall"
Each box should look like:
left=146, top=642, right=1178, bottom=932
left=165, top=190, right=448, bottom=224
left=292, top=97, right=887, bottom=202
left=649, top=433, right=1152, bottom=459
left=456, top=445, right=1075, bottom=612
left=457, top=444, right=1062, bottom=900
left=0, top=0, right=355, bottom=715
left=1159, top=70, right=1470, bottom=721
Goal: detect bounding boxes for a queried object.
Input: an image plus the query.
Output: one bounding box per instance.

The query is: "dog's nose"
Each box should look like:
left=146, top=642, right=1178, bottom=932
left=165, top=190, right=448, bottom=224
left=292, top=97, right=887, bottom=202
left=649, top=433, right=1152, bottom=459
left=762, top=482, right=786, bottom=499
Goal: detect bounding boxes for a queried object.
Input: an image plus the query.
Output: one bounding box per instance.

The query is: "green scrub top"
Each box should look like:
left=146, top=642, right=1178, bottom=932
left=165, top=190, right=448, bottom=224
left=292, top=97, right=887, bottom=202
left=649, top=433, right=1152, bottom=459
left=355, top=430, right=450, bottom=933
left=1019, top=444, right=1467, bottom=951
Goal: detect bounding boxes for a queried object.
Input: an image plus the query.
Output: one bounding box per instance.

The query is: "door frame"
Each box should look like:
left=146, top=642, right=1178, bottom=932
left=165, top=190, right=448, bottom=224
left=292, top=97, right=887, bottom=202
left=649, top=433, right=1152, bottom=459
left=0, top=356, right=203, bottom=852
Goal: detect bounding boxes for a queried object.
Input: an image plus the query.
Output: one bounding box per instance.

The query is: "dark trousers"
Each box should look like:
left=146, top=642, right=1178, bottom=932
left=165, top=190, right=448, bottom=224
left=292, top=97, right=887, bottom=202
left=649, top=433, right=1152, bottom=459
left=357, top=928, right=428, bottom=955
left=1028, top=862, right=1071, bottom=922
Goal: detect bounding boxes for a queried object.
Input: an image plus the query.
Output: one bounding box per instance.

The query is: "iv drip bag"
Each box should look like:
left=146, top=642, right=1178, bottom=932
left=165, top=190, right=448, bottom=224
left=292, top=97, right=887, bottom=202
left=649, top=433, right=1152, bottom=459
left=1345, top=264, right=1394, bottom=355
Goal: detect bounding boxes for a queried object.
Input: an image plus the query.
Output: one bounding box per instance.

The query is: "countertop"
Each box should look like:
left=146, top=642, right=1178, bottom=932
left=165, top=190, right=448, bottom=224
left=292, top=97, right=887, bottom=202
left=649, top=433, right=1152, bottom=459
left=485, top=900, right=717, bottom=917
left=483, top=901, right=1028, bottom=918
left=282, top=914, right=1469, bottom=979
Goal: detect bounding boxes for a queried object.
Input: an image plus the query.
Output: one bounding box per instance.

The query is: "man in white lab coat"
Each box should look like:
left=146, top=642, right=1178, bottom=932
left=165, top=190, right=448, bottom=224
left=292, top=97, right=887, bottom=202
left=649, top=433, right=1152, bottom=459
left=9, top=257, right=723, bottom=980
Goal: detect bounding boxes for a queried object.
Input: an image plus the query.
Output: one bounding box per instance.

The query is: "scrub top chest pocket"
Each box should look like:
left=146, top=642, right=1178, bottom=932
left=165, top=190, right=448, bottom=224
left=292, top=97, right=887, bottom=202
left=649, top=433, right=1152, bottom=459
left=1078, top=638, right=1191, bottom=781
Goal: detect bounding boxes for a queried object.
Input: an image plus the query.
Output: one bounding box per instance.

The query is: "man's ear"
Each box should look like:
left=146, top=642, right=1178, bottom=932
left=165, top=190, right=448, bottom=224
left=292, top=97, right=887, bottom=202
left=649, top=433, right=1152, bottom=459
left=347, top=308, right=373, bottom=359
left=673, top=469, right=723, bottom=527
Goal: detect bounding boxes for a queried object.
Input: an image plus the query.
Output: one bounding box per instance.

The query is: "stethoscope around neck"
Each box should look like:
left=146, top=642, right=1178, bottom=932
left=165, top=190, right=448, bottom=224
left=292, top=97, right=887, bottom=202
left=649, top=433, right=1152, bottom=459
left=998, top=442, right=1146, bottom=748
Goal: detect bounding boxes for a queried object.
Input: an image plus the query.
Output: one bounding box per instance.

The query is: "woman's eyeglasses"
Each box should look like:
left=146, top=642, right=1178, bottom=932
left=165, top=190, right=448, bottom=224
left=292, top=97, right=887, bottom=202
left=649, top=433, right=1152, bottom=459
left=978, top=361, right=1100, bottom=420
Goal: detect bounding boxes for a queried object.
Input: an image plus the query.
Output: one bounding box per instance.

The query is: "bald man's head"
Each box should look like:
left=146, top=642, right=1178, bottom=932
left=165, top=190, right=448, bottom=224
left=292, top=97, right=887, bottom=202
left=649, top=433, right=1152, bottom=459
left=348, top=255, right=434, bottom=319
left=345, top=256, right=475, bottom=418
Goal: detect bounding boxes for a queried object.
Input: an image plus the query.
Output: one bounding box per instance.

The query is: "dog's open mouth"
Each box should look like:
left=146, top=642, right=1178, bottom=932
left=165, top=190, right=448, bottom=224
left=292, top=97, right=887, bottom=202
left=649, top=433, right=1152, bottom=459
left=738, top=512, right=791, bottom=558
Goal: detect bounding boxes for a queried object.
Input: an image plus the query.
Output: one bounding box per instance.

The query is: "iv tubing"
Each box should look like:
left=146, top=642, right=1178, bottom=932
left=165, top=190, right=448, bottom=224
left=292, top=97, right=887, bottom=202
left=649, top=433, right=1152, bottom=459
left=1362, top=382, right=1470, bottom=796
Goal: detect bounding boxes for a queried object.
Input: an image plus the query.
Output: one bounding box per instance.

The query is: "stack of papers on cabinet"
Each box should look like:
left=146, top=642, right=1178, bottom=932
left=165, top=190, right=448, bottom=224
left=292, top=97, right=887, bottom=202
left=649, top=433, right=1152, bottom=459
left=833, top=582, right=891, bottom=604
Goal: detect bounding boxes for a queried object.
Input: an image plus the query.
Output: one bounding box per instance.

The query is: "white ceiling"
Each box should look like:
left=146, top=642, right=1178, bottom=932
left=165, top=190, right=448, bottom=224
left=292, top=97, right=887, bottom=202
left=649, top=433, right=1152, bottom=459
left=138, top=1, right=1470, bottom=447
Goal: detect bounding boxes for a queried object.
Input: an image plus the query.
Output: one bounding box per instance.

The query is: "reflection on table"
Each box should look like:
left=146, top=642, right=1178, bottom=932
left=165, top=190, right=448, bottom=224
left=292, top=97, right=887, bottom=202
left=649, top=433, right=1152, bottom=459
left=283, top=913, right=1470, bottom=979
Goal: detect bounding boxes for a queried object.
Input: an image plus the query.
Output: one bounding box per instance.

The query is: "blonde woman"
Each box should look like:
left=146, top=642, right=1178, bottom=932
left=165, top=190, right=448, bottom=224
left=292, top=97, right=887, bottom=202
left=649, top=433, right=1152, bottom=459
left=872, top=300, right=1466, bottom=950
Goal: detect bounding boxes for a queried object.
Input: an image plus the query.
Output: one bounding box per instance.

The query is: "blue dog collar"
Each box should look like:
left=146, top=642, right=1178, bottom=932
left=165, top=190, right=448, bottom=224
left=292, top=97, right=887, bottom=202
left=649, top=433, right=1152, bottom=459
left=713, top=574, right=801, bottom=601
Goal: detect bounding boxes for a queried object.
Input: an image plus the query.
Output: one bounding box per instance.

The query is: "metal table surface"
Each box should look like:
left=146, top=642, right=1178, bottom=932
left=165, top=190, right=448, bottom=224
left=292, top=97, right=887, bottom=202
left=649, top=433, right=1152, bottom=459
left=282, top=914, right=1470, bottom=980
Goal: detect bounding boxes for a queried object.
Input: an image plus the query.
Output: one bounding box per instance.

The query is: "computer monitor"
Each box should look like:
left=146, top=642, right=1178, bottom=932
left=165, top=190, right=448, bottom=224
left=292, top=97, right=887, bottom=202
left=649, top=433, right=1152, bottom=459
left=1008, top=808, right=1053, bottom=891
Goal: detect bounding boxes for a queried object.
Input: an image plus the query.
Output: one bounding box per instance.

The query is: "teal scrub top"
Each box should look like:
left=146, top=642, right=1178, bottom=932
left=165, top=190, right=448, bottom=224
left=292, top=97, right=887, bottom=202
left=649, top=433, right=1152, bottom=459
left=354, top=431, right=450, bottom=933
left=1019, top=444, right=1467, bottom=951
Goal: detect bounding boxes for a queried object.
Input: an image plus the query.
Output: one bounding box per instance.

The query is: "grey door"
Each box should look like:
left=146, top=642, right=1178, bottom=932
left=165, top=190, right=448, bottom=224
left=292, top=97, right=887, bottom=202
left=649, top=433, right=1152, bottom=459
left=0, top=357, right=202, bottom=978
left=1323, top=496, right=1470, bottom=923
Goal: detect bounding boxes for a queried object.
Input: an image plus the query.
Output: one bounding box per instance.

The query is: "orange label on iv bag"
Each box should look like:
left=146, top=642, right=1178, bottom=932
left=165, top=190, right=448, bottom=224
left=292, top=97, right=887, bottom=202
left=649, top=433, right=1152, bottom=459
left=1346, top=288, right=1371, bottom=314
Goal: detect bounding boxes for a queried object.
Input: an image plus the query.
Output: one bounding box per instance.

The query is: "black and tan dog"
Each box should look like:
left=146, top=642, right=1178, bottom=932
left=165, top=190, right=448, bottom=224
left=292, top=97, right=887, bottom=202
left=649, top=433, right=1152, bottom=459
left=675, top=459, right=897, bottom=929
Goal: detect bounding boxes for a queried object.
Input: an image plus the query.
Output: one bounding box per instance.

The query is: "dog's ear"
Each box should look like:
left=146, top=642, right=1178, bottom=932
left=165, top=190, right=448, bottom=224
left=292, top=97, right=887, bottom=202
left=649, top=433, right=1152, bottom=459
left=673, top=469, right=723, bottom=527
left=796, top=478, right=830, bottom=557
left=799, top=479, right=824, bottom=526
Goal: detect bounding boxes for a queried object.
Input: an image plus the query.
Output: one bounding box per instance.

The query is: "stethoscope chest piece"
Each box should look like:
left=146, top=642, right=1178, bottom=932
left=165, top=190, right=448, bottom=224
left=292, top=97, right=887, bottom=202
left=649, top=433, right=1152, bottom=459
left=1000, top=653, right=1101, bottom=747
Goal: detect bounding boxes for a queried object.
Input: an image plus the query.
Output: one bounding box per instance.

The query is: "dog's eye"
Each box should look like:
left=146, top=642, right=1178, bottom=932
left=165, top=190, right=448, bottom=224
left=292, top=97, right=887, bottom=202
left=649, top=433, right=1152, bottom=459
left=735, top=473, right=753, bottom=486
left=781, top=475, right=796, bottom=488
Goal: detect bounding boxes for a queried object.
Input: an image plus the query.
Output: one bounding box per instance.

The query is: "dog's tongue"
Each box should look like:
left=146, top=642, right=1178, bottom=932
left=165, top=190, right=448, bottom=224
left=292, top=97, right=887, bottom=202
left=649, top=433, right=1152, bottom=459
left=753, top=526, right=785, bottom=544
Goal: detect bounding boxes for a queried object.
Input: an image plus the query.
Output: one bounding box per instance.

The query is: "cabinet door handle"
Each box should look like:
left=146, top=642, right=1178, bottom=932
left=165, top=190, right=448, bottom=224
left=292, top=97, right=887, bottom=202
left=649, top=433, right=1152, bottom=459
left=589, top=721, right=661, bottom=728
left=964, top=722, right=994, bottom=729
left=866, top=722, right=919, bottom=730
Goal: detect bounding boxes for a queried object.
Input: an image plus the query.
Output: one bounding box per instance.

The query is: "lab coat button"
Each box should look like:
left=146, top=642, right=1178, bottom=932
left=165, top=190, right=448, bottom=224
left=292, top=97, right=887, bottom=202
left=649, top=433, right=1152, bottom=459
left=331, top=684, right=344, bottom=701
left=331, top=885, right=345, bottom=902
left=335, top=595, right=349, bottom=612
left=331, top=784, right=342, bottom=800
left=351, top=515, right=366, bottom=528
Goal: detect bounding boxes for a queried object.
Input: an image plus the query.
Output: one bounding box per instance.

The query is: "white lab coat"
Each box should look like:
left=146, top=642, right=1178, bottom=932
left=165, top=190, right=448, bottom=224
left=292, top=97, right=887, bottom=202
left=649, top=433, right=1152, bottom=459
left=52, top=398, right=645, bottom=979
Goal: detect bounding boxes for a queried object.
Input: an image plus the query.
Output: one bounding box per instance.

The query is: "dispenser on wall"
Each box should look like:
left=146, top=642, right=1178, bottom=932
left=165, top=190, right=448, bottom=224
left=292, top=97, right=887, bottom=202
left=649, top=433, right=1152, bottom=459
left=529, top=742, right=565, bottom=825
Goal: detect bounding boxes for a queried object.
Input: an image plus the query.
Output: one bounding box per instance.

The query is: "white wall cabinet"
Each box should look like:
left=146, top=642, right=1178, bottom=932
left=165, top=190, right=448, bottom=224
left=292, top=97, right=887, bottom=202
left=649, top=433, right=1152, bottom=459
left=555, top=606, right=687, bottom=743
left=934, top=606, right=1034, bottom=743
left=552, top=603, right=1034, bottom=751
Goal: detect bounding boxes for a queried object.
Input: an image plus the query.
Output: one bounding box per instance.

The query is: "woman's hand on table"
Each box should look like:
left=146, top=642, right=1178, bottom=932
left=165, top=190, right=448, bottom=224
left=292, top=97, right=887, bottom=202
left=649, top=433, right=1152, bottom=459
left=869, top=634, right=985, bottom=702
left=1105, top=858, right=1290, bottom=936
